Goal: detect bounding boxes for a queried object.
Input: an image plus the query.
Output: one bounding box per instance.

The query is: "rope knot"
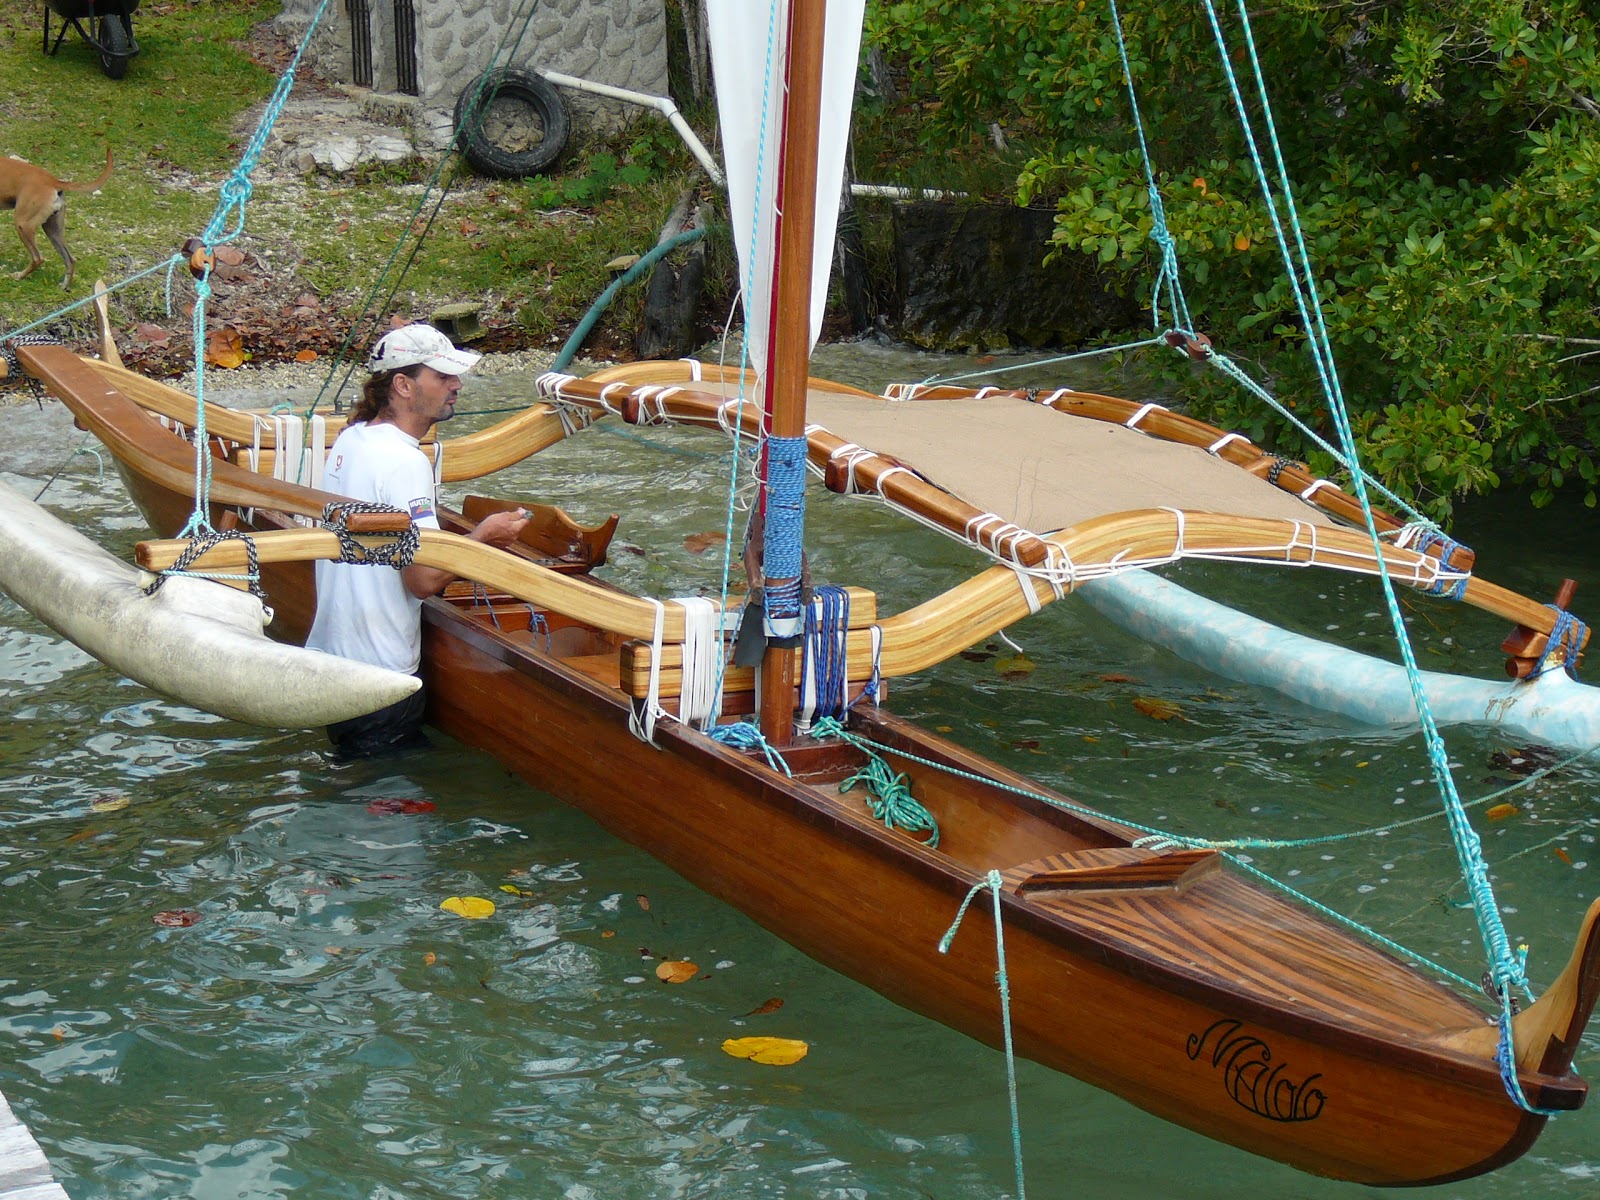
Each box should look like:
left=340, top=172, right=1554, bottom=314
left=321, top=501, right=419, bottom=568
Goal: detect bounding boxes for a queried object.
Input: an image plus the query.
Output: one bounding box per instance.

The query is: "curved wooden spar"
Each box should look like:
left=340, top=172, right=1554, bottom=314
left=77, top=357, right=576, bottom=482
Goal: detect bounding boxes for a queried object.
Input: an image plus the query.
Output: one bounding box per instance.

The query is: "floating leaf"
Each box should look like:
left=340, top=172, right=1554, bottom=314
left=1132, top=697, right=1182, bottom=721
left=656, top=960, right=698, bottom=984
left=324, top=946, right=344, bottom=956
left=1555, top=847, right=1574, bottom=866
left=423, top=951, right=437, bottom=965
left=1081, top=734, right=1100, bottom=743
left=204, top=326, right=245, bottom=369
left=636, top=894, right=651, bottom=912
left=746, top=997, right=784, bottom=1016
left=440, top=896, right=496, bottom=920
left=722, top=1036, right=809, bottom=1066
left=601, top=930, right=616, bottom=938
left=1010, top=738, right=1040, bottom=751
left=499, top=883, right=534, bottom=897
left=1100, top=673, right=1135, bottom=684
left=683, top=531, right=726, bottom=555
left=152, top=909, right=201, bottom=928
left=365, top=798, right=436, bottom=815
left=1486, top=803, right=1520, bottom=822
left=996, top=653, right=1036, bottom=679
left=958, top=649, right=994, bottom=662
left=90, top=794, right=128, bottom=813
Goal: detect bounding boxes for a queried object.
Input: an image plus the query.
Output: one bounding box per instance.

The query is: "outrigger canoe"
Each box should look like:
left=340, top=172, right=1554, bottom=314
left=12, top=339, right=1600, bottom=1186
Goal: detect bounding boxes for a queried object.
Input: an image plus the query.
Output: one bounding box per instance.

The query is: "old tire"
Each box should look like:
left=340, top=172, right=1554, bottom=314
left=97, top=15, right=130, bottom=80
left=454, top=68, right=570, bottom=178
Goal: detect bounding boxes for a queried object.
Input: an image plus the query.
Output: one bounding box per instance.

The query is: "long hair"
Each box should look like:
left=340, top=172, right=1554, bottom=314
left=351, top=365, right=422, bottom=423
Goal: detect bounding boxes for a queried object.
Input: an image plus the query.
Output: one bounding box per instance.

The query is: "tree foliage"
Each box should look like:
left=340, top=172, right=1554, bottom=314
left=864, top=1, right=1600, bottom=518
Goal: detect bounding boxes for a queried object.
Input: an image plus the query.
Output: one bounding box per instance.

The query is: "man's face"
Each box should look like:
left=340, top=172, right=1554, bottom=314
left=407, top=365, right=462, bottom=424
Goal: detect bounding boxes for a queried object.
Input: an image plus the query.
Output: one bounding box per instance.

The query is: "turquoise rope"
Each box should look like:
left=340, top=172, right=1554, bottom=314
left=1108, top=0, right=1193, bottom=336
left=939, top=870, right=1026, bottom=1200
left=1195, top=0, right=1540, bottom=1109
left=808, top=716, right=1535, bottom=995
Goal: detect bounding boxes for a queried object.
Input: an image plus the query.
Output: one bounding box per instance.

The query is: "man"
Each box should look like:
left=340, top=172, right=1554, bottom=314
left=306, top=323, right=530, bottom=759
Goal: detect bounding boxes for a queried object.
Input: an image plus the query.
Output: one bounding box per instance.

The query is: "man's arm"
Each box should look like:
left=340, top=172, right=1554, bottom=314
left=401, top=507, right=531, bottom=599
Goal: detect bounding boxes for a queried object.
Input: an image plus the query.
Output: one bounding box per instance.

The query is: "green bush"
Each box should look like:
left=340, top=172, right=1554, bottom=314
left=865, top=0, right=1600, bottom=519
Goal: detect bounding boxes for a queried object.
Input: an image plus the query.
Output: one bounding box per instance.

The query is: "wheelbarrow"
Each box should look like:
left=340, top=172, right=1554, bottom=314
left=43, top=0, right=140, bottom=80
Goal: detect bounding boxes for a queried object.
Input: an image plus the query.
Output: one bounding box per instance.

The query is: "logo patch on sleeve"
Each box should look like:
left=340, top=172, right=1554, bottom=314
left=407, top=496, right=436, bottom=522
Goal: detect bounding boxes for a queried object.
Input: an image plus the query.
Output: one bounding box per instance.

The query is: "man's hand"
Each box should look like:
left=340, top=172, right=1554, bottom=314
left=472, top=507, right=531, bottom=549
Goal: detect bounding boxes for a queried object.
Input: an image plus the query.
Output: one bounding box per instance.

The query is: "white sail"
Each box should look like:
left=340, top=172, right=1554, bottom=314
left=706, top=0, right=865, bottom=378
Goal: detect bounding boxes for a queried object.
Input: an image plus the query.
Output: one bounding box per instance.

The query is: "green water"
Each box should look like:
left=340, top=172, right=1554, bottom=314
left=1, top=345, right=1598, bottom=1199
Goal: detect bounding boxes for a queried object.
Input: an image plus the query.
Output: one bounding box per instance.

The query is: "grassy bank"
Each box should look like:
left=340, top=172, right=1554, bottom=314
left=0, top=1, right=724, bottom=374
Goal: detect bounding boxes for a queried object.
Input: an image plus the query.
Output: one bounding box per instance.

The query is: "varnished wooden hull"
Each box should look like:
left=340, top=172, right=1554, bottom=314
left=109, top=464, right=1574, bottom=1196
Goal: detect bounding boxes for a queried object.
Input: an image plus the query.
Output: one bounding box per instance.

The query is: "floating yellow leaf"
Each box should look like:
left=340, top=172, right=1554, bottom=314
left=656, top=960, right=699, bottom=984
left=996, top=653, right=1036, bottom=679
left=722, top=1036, right=809, bottom=1066
left=90, top=794, right=128, bottom=813
left=440, top=896, right=496, bottom=920
left=1486, top=803, right=1520, bottom=822
left=1132, top=696, right=1182, bottom=721
left=499, top=883, right=533, bottom=897
left=423, top=951, right=437, bottom=965
left=600, top=929, right=616, bottom=938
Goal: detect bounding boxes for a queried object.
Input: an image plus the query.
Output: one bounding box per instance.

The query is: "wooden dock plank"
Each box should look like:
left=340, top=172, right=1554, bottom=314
left=0, top=1092, right=69, bottom=1200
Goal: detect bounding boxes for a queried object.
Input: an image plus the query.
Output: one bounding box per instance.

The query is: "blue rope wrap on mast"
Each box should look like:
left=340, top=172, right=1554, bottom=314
left=761, top=434, right=808, bottom=638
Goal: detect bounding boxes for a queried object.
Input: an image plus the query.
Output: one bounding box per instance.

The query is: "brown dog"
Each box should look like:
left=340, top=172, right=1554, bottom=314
left=0, top=147, right=113, bottom=290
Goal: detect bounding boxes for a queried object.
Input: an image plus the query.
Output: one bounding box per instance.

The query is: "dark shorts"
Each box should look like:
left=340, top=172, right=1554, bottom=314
left=326, top=684, right=431, bottom=761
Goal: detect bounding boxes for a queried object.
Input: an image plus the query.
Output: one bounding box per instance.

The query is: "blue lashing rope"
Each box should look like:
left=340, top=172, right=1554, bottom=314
left=760, top=435, right=808, bottom=635
left=799, top=585, right=850, bottom=725
left=1530, top=606, right=1587, bottom=681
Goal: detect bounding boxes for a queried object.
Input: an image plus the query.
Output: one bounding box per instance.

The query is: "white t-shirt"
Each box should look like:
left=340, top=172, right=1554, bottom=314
left=305, top=421, right=441, bottom=674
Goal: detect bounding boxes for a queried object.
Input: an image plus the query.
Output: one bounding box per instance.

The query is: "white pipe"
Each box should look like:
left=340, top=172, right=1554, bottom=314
left=538, top=69, right=725, bottom=187
left=849, top=184, right=966, bottom=200
left=537, top=71, right=959, bottom=203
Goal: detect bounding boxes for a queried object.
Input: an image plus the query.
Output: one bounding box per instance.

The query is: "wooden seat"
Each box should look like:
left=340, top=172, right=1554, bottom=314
left=1001, top=845, right=1220, bottom=896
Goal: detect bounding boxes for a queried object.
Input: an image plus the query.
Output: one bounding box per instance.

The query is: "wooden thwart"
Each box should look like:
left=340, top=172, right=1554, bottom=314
left=1002, top=846, right=1222, bottom=895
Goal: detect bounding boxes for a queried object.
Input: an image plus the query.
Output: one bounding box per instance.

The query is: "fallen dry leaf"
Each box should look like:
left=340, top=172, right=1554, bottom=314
left=1485, top=803, right=1519, bottom=821
left=996, top=653, right=1036, bottom=680
left=152, top=909, right=201, bottom=928
left=365, top=798, right=436, bottom=815
left=90, top=794, right=128, bottom=813
left=423, top=951, right=437, bottom=966
left=722, top=1036, right=808, bottom=1066
left=683, top=531, right=726, bottom=555
left=294, top=349, right=318, bottom=363
left=440, top=896, right=496, bottom=920
left=1132, top=697, right=1182, bottom=721
left=1555, top=847, right=1574, bottom=865
left=656, top=960, right=698, bottom=984
left=746, top=997, right=784, bottom=1016
left=636, top=894, right=651, bottom=912
left=204, top=327, right=245, bottom=369
left=1100, top=673, right=1136, bottom=684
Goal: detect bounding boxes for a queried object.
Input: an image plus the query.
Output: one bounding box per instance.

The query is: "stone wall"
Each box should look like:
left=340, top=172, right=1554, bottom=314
left=274, top=0, right=669, bottom=149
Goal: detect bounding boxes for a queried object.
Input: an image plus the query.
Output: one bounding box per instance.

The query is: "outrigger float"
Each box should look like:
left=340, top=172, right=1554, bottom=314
left=4, top=0, right=1600, bottom=1186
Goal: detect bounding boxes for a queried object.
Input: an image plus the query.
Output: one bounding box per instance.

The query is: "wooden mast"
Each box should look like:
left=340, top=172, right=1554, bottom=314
left=757, top=0, right=828, bottom=746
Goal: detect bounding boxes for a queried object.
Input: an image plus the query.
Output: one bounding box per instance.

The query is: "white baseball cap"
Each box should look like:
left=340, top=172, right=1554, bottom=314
left=366, top=323, right=482, bottom=375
